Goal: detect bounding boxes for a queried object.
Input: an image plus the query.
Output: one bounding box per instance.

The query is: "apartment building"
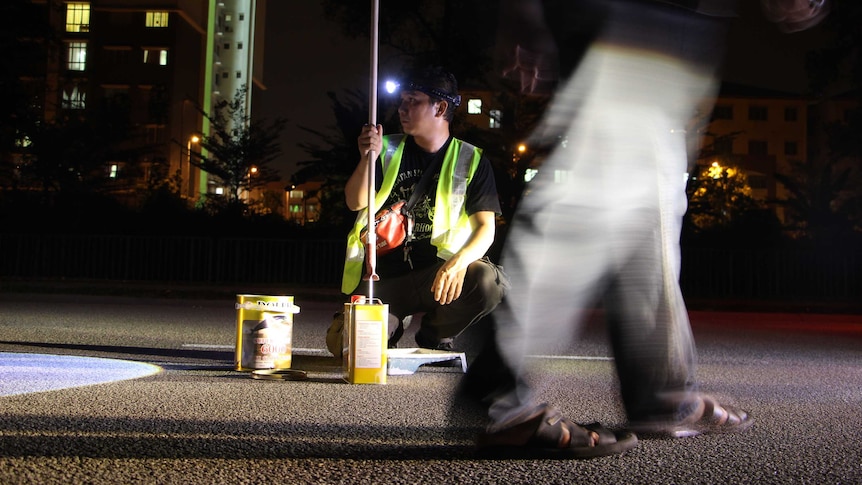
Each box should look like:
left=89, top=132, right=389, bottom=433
left=27, top=0, right=266, bottom=203
left=702, top=83, right=812, bottom=207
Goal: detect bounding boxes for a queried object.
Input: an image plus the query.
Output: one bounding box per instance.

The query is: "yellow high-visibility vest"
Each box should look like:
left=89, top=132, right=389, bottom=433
left=342, top=135, right=483, bottom=294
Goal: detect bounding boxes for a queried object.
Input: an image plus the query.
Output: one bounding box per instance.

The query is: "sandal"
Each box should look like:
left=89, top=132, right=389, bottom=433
left=629, top=394, right=754, bottom=438
left=476, top=404, right=638, bottom=459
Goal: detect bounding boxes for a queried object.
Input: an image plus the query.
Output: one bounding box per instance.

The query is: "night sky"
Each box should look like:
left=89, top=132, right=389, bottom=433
left=256, top=2, right=830, bottom=182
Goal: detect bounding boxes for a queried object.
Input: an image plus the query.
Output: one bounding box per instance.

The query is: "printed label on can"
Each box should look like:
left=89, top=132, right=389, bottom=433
left=354, top=319, right=383, bottom=368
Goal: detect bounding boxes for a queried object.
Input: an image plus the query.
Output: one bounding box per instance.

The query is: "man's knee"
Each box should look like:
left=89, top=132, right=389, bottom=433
left=466, top=259, right=508, bottom=309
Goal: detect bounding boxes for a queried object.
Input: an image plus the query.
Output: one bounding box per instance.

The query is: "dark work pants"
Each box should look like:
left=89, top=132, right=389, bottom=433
left=361, top=258, right=507, bottom=348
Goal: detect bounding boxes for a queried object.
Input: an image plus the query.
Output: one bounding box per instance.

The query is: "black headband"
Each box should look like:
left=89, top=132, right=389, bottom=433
left=406, top=82, right=462, bottom=107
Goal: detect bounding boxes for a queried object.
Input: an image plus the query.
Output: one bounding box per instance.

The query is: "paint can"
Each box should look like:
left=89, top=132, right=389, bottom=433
left=343, top=296, right=388, bottom=384
left=235, top=294, right=299, bottom=371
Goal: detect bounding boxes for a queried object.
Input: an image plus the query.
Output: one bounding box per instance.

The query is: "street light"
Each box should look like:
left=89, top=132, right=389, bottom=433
left=244, top=165, right=258, bottom=202
left=186, top=135, right=200, bottom=199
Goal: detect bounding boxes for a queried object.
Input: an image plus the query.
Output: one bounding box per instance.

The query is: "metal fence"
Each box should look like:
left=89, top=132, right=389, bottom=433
left=0, top=234, right=345, bottom=286
left=680, top=247, right=861, bottom=301
left=1, top=233, right=860, bottom=302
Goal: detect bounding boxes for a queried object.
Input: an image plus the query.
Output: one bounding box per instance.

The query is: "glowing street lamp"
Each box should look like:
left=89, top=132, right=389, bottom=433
left=244, top=165, right=259, bottom=202
left=707, top=161, right=722, bottom=179
left=186, top=135, right=200, bottom=198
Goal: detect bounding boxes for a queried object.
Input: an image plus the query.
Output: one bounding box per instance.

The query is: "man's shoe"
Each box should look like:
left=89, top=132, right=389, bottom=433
left=415, top=330, right=455, bottom=351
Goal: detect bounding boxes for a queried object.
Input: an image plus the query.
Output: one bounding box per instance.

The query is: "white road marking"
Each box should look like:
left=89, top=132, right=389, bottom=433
left=182, top=344, right=613, bottom=360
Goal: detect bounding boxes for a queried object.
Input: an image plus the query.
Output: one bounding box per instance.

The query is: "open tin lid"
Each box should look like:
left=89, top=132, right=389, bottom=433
left=250, top=369, right=308, bottom=381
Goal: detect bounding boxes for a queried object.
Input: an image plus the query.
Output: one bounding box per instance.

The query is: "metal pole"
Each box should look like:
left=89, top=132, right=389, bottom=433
left=365, top=0, right=380, bottom=301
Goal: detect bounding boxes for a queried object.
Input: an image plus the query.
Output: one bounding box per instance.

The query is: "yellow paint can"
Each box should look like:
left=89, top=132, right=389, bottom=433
left=343, top=297, right=388, bottom=384
left=235, top=294, right=299, bottom=371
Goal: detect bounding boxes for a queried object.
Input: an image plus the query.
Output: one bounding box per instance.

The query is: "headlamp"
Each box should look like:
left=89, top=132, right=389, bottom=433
left=383, top=79, right=462, bottom=108
left=384, top=80, right=400, bottom=94
left=405, top=82, right=462, bottom=107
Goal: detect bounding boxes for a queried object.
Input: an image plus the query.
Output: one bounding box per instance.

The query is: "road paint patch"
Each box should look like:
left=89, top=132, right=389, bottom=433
left=0, top=352, right=161, bottom=397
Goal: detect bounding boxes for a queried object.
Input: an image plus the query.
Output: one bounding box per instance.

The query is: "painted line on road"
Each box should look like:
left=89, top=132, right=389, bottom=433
left=529, top=355, right=614, bottom=361
left=181, top=344, right=331, bottom=355
left=181, top=344, right=613, bottom=361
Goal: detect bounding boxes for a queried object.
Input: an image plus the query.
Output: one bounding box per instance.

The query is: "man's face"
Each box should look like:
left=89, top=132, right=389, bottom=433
left=398, top=90, right=441, bottom=135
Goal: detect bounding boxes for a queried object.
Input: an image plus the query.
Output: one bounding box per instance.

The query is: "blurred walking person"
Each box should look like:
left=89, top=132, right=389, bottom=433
left=466, top=0, right=828, bottom=458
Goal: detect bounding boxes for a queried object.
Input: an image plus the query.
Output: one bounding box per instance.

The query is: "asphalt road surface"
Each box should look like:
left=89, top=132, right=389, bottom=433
left=1, top=291, right=861, bottom=484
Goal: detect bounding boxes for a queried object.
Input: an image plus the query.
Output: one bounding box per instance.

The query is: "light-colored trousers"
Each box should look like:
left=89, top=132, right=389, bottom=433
left=489, top=1, right=729, bottom=426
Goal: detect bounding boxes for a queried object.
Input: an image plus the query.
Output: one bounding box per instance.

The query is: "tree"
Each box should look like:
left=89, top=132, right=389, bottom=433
left=293, top=90, right=370, bottom=227
left=193, top=85, right=286, bottom=205
left=806, top=0, right=862, bottom=95
left=686, top=161, right=767, bottom=229
left=18, top=107, right=133, bottom=195
left=774, top=158, right=860, bottom=242
left=321, top=0, right=499, bottom=85
left=0, top=0, right=59, bottom=188
left=779, top=0, right=862, bottom=242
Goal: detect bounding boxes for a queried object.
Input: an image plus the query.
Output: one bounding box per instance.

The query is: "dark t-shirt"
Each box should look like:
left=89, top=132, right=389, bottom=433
left=369, top=135, right=501, bottom=278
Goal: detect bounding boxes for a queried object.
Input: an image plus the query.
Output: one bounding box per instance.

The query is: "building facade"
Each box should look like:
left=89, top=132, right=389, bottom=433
left=22, top=0, right=265, bottom=204
left=701, top=84, right=813, bottom=211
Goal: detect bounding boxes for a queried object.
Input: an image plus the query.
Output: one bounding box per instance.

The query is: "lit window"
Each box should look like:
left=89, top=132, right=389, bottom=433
left=146, top=12, right=169, bottom=27
left=68, top=42, right=87, bottom=71
left=215, top=187, right=225, bottom=195
left=15, top=135, right=32, bottom=148
left=489, top=109, right=501, bottom=129
left=62, top=83, right=86, bottom=109
left=290, top=190, right=304, bottom=199
left=468, top=99, right=482, bottom=115
left=524, top=169, right=538, bottom=183
left=109, top=164, right=119, bottom=178
left=554, top=170, right=570, bottom=184
left=143, top=48, right=168, bottom=66
left=225, top=13, right=233, bottom=22
left=66, top=3, right=90, bottom=32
